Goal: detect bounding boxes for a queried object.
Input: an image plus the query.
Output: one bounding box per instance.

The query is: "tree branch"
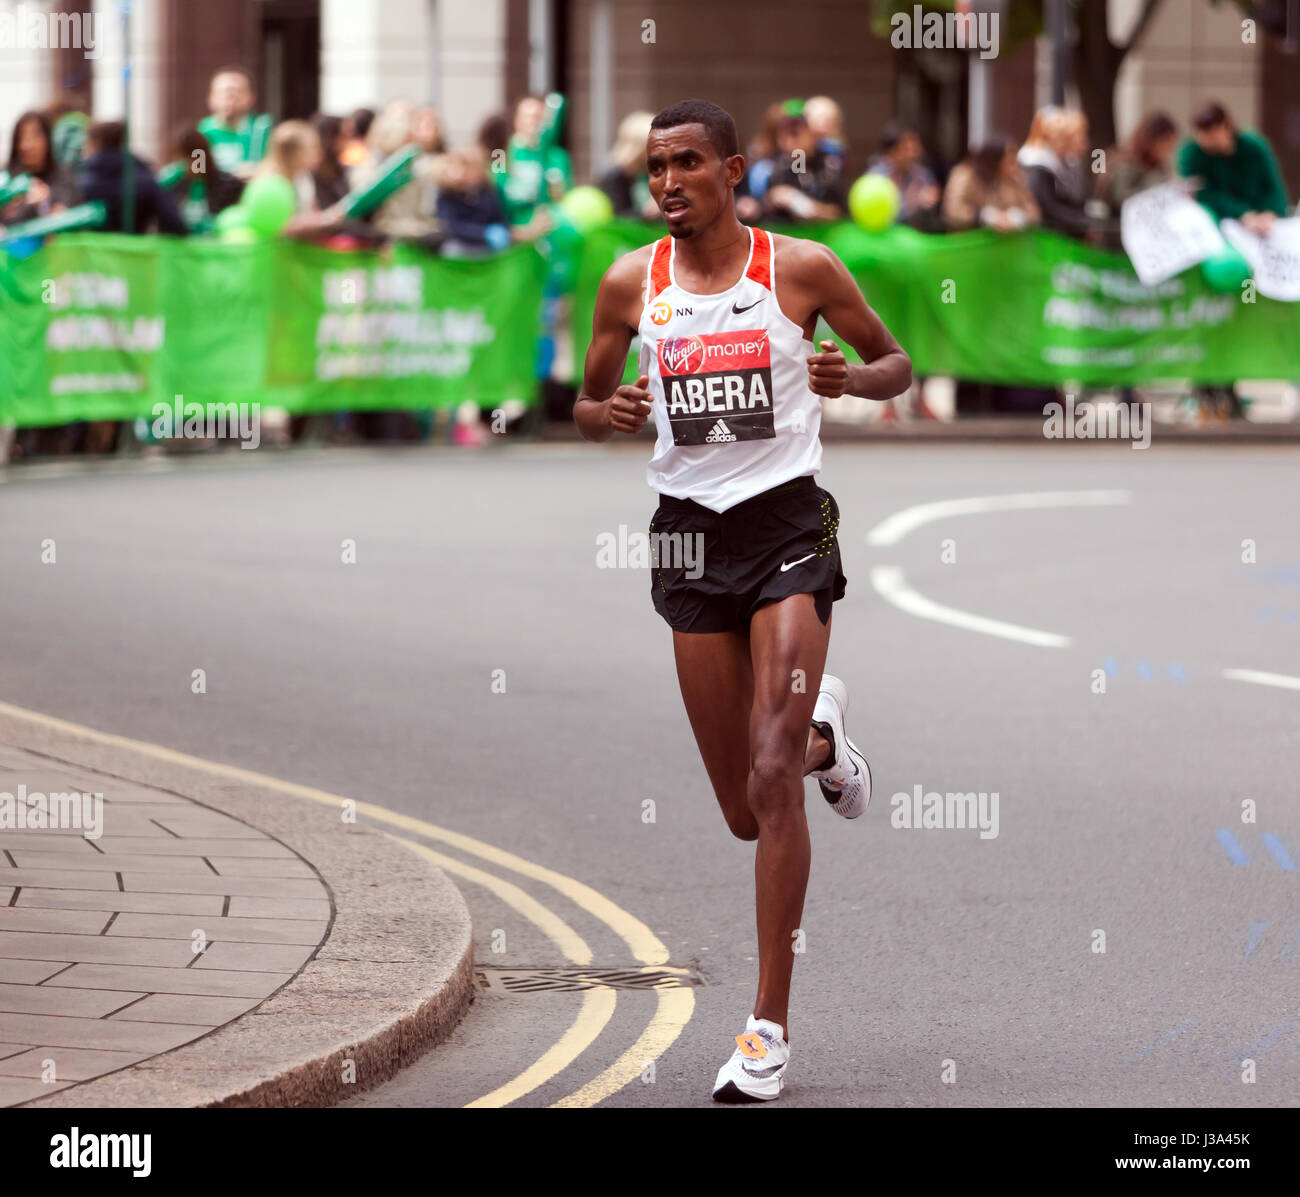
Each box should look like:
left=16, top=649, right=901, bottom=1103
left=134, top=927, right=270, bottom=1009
left=1120, top=0, right=1165, bottom=59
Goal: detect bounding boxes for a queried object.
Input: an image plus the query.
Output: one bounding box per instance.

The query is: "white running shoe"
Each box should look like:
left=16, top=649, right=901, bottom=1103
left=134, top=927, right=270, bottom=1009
left=809, top=673, right=871, bottom=819
left=712, top=1015, right=789, bottom=1103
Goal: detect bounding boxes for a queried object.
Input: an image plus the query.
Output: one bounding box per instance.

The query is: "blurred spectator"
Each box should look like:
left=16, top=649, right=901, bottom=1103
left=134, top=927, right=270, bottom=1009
left=498, top=94, right=570, bottom=227
left=162, top=125, right=244, bottom=233
left=76, top=121, right=187, bottom=235
left=197, top=66, right=273, bottom=179
left=45, top=91, right=90, bottom=170
left=352, top=101, right=442, bottom=244
left=740, top=101, right=786, bottom=220
left=764, top=113, right=846, bottom=222
left=868, top=122, right=941, bottom=228
left=478, top=112, right=510, bottom=164
left=412, top=105, right=447, bottom=156
left=2, top=110, right=79, bottom=225
left=598, top=110, right=658, bottom=220
left=310, top=113, right=350, bottom=209
left=339, top=107, right=374, bottom=170
left=256, top=120, right=346, bottom=238
left=1109, top=111, right=1179, bottom=206
left=1018, top=107, right=1093, bottom=240
left=942, top=136, right=1039, bottom=231
left=435, top=148, right=512, bottom=255
left=1097, top=110, right=1178, bottom=250
left=804, top=96, right=848, bottom=176
left=1177, top=101, right=1287, bottom=235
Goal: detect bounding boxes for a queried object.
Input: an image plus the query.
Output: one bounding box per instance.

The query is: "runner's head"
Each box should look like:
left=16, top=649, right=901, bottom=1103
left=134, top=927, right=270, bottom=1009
left=647, top=99, right=743, bottom=239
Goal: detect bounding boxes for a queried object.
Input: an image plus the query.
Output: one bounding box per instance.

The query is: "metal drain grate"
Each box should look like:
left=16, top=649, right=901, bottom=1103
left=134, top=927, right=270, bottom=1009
left=476, top=966, right=701, bottom=993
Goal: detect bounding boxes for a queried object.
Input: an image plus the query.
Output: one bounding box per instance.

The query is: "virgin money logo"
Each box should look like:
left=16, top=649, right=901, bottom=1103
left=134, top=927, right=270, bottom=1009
left=660, top=336, right=705, bottom=375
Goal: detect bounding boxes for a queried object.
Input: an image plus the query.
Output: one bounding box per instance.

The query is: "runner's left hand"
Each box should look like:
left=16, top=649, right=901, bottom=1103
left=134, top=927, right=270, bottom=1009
left=807, top=339, right=848, bottom=398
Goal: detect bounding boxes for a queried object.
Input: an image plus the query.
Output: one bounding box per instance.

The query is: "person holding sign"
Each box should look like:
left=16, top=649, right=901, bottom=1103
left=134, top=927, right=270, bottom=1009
left=1178, top=102, right=1288, bottom=237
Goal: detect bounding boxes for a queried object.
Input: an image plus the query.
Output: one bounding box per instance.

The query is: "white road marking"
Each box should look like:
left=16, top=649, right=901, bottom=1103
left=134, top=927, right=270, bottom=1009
left=865, top=489, right=1132, bottom=547
left=1221, top=668, right=1300, bottom=692
left=870, top=565, right=1071, bottom=648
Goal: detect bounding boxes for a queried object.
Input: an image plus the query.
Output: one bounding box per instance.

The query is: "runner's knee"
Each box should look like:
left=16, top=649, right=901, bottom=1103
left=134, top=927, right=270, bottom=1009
left=747, top=741, right=804, bottom=818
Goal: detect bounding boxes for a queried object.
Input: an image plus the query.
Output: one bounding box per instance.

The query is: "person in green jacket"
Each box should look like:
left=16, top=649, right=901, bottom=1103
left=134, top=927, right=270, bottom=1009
left=197, top=66, right=273, bottom=180
left=497, top=94, right=570, bottom=228
left=1176, top=100, right=1288, bottom=236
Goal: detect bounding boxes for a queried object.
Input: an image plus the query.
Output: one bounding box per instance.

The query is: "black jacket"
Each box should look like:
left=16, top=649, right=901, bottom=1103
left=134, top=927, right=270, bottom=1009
left=76, top=150, right=187, bottom=235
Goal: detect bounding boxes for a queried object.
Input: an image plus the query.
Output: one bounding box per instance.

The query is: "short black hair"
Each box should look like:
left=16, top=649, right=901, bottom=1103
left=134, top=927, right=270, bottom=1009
left=650, top=100, right=739, bottom=161
left=880, top=120, right=917, bottom=152
left=87, top=120, right=125, bottom=154
left=1192, top=101, right=1230, bottom=131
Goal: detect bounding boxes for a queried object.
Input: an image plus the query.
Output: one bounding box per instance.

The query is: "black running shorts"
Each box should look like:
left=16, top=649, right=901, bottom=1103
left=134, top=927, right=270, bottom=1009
left=649, top=475, right=847, bottom=634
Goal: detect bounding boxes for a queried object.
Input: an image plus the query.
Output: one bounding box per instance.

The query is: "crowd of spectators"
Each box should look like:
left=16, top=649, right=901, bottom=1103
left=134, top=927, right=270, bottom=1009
left=2, top=73, right=1294, bottom=451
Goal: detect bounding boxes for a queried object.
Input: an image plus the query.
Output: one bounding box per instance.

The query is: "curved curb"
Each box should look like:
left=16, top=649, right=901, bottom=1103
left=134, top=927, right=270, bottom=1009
left=0, top=710, right=475, bottom=1108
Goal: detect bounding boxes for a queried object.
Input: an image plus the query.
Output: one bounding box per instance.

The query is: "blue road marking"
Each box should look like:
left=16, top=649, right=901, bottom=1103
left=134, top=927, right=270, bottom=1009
left=1215, top=829, right=1250, bottom=867
left=1245, top=920, right=1269, bottom=958
left=1102, top=658, right=1118, bottom=677
left=1260, top=833, right=1297, bottom=872
left=1137, top=661, right=1154, bottom=680
left=1166, top=663, right=1187, bottom=683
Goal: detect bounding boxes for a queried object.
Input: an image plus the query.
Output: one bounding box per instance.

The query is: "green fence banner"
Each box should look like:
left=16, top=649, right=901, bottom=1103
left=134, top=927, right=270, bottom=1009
left=0, top=234, right=547, bottom=427
left=571, top=220, right=1300, bottom=387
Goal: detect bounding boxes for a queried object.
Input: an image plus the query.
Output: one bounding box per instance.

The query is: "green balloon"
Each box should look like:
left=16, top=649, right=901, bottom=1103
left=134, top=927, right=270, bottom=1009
left=848, top=173, right=900, bottom=232
left=215, top=204, right=249, bottom=231
left=1201, top=247, right=1251, bottom=293
left=242, top=174, right=297, bottom=238
left=558, top=185, right=613, bottom=233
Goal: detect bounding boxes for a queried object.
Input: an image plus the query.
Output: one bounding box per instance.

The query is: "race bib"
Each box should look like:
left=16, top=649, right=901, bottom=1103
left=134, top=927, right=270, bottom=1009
left=657, top=329, right=775, bottom=446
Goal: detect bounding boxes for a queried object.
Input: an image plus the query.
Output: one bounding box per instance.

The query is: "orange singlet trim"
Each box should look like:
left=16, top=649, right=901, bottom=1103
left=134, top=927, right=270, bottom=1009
left=745, top=227, right=772, bottom=290
left=648, top=236, right=673, bottom=300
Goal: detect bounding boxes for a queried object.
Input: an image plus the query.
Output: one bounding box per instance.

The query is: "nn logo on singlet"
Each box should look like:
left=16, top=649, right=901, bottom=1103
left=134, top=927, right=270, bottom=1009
left=705, top=419, right=737, bottom=443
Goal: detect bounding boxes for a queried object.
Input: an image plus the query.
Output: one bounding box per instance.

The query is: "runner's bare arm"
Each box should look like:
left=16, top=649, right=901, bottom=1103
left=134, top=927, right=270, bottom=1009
left=785, top=240, right=912, bottom=401
left=574, top=252, right=654, bottom=442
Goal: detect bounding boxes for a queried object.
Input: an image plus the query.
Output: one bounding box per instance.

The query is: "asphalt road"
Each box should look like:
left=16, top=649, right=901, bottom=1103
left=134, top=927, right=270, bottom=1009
left=2, top=440, right=1297, bottom=1108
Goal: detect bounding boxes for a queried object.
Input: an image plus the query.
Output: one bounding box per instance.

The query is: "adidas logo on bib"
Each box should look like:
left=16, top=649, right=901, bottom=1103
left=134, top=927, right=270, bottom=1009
left=705, top=419, right=737, bottom=443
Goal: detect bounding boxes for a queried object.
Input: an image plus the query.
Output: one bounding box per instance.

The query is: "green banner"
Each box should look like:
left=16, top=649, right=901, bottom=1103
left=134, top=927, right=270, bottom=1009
left=0, top=234, right=547, bottom=427
left=571, top=220, right=1300, bottom=387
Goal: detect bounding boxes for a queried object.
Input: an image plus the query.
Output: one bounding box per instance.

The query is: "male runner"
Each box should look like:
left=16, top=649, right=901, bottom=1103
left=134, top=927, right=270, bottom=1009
left=574, top=100, right=911, bottom=1103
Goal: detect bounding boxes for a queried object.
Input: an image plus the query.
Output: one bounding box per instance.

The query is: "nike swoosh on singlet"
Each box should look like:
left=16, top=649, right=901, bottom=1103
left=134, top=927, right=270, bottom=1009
left=780, top=552, right=816, bottom=572
left=731, top=298, right=763, bottom=315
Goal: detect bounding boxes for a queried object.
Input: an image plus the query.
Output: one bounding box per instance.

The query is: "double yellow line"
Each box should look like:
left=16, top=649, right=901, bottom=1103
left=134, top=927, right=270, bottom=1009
left=0, top=700, right=694, bottom=1107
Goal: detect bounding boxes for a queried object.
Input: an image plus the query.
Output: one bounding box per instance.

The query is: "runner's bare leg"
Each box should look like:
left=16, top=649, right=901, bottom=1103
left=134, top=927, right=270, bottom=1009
left=672, top=625, right=836, bottom=842
left=746, top=593, right=831, bottom=1034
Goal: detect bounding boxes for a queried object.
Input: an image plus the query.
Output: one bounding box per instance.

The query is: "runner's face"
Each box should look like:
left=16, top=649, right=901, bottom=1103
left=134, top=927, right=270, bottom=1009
left=646, top=125, right=737, bottom=238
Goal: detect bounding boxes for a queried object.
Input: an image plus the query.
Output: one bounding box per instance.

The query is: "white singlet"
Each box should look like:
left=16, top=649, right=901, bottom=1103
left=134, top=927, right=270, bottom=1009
left=636, top=226, right=824, bottom=513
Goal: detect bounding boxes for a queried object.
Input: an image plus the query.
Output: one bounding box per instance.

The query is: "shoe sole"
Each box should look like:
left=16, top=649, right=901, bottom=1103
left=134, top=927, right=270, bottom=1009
left=712, top=1077, right=783, bottom=1103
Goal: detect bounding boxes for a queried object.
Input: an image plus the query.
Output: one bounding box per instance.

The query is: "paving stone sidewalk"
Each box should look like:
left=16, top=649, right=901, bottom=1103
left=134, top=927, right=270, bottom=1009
left=0, top=744, right=329, bottom=1105
left=0, top=718, right=474, bottom=1108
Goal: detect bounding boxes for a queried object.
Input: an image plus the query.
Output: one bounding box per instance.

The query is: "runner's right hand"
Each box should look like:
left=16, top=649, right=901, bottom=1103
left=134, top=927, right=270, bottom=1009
left=605, top=375, right=652, bottom=434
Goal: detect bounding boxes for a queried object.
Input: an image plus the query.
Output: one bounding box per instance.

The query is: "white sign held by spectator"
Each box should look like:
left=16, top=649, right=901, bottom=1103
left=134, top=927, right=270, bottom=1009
left=1221, top=217, right=1300, bottom=302
left=1120, top=183, right=1225, bottom=285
